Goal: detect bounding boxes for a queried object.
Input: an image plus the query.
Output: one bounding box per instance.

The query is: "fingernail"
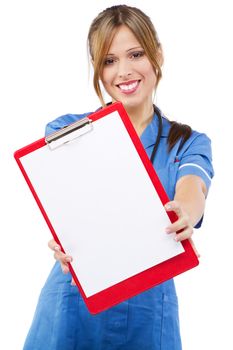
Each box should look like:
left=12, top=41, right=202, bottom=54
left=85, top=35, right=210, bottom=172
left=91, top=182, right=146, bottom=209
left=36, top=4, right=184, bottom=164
left=65, top=256, right=72, bottom=262
left=165, top=227, right=171, bottom=233
left=54, top=246, right=60, bottom=251
left=165, top=203, right=172, bottom=210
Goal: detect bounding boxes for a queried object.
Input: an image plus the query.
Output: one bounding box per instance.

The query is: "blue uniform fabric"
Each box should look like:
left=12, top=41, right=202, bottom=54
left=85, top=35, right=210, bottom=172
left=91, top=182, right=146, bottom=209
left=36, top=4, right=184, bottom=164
left=23, top=108, right=214, bottom=350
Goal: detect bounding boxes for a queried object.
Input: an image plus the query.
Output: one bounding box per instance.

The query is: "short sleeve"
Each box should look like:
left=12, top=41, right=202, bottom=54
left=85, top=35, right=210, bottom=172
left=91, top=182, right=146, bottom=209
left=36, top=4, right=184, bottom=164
left=177, top=132, right=214, bottom=192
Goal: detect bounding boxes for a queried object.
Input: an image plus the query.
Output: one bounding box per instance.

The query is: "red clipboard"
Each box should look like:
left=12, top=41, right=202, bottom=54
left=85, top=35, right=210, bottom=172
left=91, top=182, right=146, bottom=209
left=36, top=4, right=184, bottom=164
left=14, top=102, right=199, bottom=314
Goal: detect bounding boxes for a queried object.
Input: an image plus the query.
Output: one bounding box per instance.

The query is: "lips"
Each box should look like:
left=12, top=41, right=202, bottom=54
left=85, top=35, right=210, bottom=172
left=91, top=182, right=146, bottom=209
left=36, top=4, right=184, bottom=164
left=117, top=80, right=141, bottom=94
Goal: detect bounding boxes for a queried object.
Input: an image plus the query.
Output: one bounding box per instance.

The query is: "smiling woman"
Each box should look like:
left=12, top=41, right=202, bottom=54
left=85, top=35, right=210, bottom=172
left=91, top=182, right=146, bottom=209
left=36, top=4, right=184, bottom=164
left=22, top=4, right=214, bottom=350
left=88, top=6, right=191, bottom=145
left=88, top=6, right=163, bottom=135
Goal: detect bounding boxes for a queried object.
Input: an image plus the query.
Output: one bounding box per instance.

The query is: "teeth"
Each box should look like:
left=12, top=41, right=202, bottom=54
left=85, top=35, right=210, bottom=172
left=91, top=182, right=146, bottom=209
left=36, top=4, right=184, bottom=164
left=119, top=81, right=139, bottom=91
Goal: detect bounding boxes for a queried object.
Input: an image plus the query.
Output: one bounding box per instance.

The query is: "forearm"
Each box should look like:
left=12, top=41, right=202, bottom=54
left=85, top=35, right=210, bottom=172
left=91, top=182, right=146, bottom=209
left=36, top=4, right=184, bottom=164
left=174, top=175, right=206, bottom=227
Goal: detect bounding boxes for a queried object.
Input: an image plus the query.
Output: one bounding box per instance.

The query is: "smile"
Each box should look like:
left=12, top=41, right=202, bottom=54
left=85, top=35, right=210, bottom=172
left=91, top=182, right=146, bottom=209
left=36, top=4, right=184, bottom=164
left=117, top=80, right=140, bottom=94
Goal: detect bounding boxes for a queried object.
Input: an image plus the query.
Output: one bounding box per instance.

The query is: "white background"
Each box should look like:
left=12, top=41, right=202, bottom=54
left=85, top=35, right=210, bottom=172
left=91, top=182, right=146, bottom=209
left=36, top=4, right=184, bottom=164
left=0, top=0, right=232, bottom=349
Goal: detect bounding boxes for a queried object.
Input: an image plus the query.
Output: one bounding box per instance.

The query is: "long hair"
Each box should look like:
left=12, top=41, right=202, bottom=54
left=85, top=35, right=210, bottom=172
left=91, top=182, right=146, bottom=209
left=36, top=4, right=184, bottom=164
left=88, top=5, right=162, bottom=107
left=88, top=5, right=191, bottom=152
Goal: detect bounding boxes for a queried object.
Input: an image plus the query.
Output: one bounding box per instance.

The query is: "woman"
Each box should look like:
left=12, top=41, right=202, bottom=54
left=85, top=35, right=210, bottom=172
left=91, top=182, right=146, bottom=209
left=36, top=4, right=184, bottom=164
left=23, top=5, right=213, bottom=350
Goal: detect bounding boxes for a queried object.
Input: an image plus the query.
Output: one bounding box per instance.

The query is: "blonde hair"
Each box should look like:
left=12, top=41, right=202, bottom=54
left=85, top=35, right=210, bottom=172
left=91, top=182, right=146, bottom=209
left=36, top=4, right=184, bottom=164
left=87, top=5, right=163, bottom=107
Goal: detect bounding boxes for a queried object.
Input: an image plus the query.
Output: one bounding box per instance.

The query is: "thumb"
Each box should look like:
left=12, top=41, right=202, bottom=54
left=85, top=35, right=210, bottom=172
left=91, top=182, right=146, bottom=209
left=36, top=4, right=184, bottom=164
left=165, top=200, right=183, bottom=218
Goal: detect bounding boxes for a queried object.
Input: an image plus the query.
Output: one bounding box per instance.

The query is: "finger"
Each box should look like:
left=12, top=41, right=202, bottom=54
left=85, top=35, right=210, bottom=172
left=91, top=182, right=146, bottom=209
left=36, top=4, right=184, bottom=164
left=165, top=215, right=190, bottom=234
left=48, top=239, right=72, bottom=264
left=48, top=239, right=61, bottom=252
left=165, top=201, right=183, bottom=218
left=174, top=226, right=193, bottom=242
left=48, top=239, right=73, bottom=273
left=54, top=250, right=73, bottom=264
left=60, top=261, right=70, bottom=274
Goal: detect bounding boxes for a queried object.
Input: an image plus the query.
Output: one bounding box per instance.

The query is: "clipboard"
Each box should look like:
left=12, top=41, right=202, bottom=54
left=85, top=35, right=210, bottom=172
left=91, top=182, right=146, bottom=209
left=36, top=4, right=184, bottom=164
left=14, top=102, right=199, bottom=314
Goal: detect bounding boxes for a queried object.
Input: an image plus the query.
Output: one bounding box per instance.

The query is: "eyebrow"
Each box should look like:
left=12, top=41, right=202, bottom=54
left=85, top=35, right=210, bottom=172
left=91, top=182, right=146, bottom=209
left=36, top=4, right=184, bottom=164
left=127, top=46, right=143, bottom=52
left=106, top=46, right=143, bottom=56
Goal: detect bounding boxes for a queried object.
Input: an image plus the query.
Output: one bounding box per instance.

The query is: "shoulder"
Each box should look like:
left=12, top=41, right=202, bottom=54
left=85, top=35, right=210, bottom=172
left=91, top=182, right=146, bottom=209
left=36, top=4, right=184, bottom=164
left=179, top=129, right=212, bottom=156
left=160, top=111, right=214, bottom=191
left=45, top=112, right=93, bottom=136
left=171, top=123, right=213, bottom=177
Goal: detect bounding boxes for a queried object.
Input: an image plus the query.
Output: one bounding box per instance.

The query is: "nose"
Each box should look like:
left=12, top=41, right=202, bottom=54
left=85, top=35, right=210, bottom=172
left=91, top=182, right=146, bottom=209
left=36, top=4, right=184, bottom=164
left=117, top=58, right=132, bottom=79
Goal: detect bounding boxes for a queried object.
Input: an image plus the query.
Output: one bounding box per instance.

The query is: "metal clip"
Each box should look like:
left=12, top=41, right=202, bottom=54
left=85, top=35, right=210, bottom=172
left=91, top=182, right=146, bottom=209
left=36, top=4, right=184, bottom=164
left=46, top=117, right=93, bottom=150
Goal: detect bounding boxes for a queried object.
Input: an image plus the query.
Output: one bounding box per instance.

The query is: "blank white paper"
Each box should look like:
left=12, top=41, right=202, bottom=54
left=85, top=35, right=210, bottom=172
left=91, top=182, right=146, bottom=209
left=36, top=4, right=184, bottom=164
left=21, top=111, right=184, bottom=297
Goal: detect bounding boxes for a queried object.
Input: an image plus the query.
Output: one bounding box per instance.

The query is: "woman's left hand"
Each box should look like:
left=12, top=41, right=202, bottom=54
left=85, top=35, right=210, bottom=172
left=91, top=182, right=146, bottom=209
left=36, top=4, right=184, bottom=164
left=164, top=200, right=200, bottom=257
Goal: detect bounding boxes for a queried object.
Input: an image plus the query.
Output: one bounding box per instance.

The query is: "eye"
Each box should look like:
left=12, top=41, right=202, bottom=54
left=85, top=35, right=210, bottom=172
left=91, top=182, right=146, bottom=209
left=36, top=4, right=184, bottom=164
left=104, top=57, right=115, bottom=65
left=131, top=51, right=145, bottom=59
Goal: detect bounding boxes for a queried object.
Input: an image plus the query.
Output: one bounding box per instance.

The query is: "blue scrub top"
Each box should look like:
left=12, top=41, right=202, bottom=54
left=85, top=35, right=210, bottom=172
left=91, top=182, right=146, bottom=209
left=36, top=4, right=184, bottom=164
left=23, top=108, right=214, bottom=350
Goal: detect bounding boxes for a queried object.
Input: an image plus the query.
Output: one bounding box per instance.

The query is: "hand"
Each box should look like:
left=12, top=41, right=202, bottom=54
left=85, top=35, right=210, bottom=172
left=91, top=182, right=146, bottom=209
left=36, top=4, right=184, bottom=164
left=164, top=200, right=200, bottom=258
left=48, top=239, right=76, bottom=285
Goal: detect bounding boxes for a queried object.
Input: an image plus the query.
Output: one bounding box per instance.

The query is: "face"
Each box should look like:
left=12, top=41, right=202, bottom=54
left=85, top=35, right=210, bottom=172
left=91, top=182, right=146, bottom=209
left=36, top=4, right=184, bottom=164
left=101, top=25, right=157, bottom=110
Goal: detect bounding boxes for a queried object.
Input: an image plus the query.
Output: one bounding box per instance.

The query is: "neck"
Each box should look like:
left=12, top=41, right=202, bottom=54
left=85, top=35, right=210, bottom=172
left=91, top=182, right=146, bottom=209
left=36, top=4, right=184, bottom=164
left=125, top=103, right=154, bottom=137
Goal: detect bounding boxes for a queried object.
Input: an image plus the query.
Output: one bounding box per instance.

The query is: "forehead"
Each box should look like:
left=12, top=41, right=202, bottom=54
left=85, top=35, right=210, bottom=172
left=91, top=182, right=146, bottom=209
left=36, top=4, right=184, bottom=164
left=107, top=25, right=141, bottom=54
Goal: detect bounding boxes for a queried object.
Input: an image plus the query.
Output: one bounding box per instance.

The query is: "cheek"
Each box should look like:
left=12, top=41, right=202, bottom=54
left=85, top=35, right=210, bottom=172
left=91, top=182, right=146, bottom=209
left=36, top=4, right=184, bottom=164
left=144, top=66, right=157, bottom=82
left=138, top=61, right=157, bottom=85
left=102, top=68, right=115, bottom=88
left=146, top=72, right=157, bottom=91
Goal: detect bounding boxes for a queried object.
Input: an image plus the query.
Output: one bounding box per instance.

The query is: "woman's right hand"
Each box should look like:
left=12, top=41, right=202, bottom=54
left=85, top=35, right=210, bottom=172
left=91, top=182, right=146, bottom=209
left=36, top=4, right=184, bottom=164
left=48, top=239, right=75, bottom=285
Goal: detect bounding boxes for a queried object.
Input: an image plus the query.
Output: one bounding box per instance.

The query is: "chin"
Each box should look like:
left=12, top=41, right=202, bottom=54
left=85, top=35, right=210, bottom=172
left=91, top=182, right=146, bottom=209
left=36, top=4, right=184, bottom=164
left=114, top=95, right=139, bottom=107
left=122, top=99, right=143, bottom=111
